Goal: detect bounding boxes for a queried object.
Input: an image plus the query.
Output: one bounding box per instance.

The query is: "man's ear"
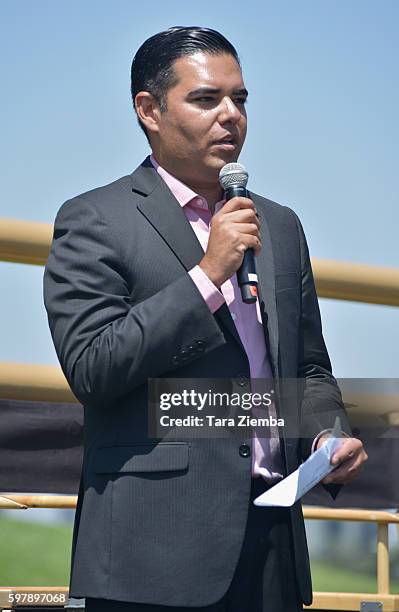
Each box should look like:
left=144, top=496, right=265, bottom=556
left=135, top=92, right=161, bottom=137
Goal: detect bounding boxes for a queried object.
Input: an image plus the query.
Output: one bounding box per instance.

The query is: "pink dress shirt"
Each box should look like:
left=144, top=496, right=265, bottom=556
left=150, top=155, right=285, bottom=483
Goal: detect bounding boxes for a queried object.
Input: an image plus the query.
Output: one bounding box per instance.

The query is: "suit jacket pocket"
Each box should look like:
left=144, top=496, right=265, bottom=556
left=92, top=442, right=189, bottom=473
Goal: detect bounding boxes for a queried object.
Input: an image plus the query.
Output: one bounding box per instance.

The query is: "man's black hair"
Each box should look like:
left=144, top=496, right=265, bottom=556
left=130, top=26, right=241, bottom=143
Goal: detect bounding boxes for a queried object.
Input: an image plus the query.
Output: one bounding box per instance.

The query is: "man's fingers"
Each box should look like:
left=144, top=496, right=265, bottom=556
left=243, top=235, right=261, bottom=252
left=324, top=456, right=359, bottom=484
left=233, top=222, right=261, bottom=236
left=324, top=465, right=363, bottom=484
left=222, top=197, right=255, bottom=212
left=324, top=448, right=368, bottom=484
left=222, top=209, right=260, bottom=228
left=330, top=438, right=363, bottom=466
left=317, top=436, right=368, bottom=485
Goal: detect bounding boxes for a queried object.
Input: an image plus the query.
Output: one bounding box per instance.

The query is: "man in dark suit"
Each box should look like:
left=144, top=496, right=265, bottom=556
left=43, top=26, right=367, bottom=612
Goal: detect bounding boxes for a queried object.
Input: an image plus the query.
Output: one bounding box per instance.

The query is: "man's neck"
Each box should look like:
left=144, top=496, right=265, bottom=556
left=151, top=153, right=223, bottom=214
left=190, top=184, right=224, bottom=214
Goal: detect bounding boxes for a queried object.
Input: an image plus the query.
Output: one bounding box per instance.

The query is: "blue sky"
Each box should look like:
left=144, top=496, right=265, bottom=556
left=1, top=0, right=398, bottom=377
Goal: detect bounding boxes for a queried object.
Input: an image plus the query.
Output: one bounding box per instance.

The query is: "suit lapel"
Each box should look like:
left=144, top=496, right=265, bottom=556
left=251, top=193, right=280, bottom=378
left=135, top=170, right=204, bottom=271
left=251, top=194, right=290, bottom=468
left=130, top=158, right=245, bottom=351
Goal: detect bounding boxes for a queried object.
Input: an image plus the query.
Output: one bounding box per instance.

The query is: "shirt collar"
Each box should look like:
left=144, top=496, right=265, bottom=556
left=150, top=154, right=224, bottom=212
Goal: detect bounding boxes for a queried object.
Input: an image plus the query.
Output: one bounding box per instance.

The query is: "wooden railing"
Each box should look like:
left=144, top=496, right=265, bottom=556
left=0, top=495, right=398, bottom=611
left=0, top=362, right=77, bottom=403
left=1, top=216, right=399, bottom=306
left=303, top=507, right=399, bottom=611
left=1, top=215, right=399, bottom=610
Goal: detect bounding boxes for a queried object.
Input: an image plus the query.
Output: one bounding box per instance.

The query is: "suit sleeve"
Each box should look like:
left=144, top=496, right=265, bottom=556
left=43, top=196, right=226, bottom=407
left=289, top=210, right=352, bottom=462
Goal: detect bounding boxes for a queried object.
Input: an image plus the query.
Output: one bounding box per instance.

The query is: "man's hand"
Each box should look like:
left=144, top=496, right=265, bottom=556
left=199, top=197, right=261, bottom=287
left=317, top=435, right=368, bottom=485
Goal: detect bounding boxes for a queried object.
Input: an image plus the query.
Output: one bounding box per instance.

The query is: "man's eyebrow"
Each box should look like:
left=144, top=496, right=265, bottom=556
left=187, top=87, right=249, bottom=97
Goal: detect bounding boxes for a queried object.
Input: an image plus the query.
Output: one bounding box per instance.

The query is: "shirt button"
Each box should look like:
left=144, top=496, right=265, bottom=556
left=239, top=444, right=251, bottom=458
left=236, top=374, right=248, bottom=387
left=231, top=312, right=237, bottom=321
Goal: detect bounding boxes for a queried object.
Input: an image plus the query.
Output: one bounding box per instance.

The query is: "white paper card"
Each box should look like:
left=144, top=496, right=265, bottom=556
left=253, top=417, right=344, bottom=507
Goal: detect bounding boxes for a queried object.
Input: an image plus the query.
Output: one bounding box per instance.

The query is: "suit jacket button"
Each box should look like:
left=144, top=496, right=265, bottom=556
left=172, top=355, right=179, bottom=365
left=239, top=444, right=251, bottom=458
left=180, top=349, right=189, bottom=361
left=187, top=345, right=197, bottom=355
left=196, top=340, right=205, bottom=352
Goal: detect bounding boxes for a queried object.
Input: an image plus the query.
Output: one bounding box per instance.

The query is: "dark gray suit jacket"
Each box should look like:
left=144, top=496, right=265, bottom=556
left=43, top=157, right=351, bottom=607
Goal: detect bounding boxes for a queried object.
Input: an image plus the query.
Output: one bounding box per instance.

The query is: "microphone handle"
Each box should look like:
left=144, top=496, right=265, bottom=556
left=225, top=185, right=258, bottom=304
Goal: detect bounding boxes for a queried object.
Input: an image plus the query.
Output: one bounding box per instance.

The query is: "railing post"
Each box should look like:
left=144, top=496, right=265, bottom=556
left=377, top=521, right=390, bottom=594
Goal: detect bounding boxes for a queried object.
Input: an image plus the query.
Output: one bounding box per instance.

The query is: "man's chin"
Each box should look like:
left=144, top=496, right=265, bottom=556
left=187, top=152, right=242, bottom=186
left=208, top=151, right=240, bottom=171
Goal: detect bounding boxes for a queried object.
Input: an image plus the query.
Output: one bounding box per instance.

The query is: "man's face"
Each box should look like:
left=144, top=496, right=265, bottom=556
left=154, top=52, right=248, bottom=186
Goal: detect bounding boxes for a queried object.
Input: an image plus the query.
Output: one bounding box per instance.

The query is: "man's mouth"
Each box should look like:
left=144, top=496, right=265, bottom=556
left=214, top=134, right=236, bottom=144
left=212, top=135, right=237, bottom=149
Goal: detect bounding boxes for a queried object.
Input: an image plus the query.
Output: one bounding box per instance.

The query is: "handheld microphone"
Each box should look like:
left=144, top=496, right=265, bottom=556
left=219, top=163, right=258, bottom=304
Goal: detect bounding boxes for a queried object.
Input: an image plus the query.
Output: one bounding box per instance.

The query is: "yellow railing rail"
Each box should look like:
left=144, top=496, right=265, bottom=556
left=0, top=497, right=397, bottom=610
left=0, top=217, right=53, bottom=266
left=1, top=496, right=397, bottom=523
left=3, top=362, right=399, bottom=425
left=312, top=257, right=399, bottom=307
left=2, top=216, right=399, bottom=307
left=0, top=362, right=77, bottom=403
left=0, top=587, right=397, bottom=611
left=0, top=495, right=77, bottom=509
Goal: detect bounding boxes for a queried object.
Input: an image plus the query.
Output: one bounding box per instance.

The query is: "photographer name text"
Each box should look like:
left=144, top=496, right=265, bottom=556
left=159, top=415, right=285, bottom=427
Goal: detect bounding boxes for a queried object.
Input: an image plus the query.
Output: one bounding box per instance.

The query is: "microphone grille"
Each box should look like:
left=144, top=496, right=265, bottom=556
left=219, top=162, right=249, bottom=190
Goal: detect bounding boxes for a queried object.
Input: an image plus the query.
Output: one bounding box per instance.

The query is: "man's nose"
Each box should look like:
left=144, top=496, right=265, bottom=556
left=218, top=96, right=242, bottom=124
